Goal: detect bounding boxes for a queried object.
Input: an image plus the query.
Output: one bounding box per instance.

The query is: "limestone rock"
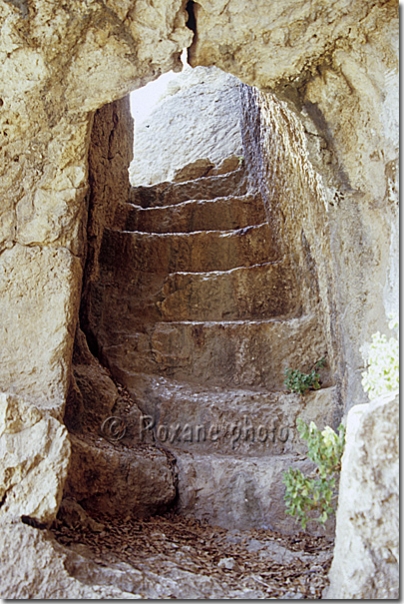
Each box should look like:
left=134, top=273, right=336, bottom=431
left=0, top=393, right=70, bottom=525
left=247, top=538, right=330, bottom=566
left=0, top=244, right=82, bottom=416
left=73, top=366, right=117, bottom=420
left=129, top=66, right=243, bottom=186
left=64, top=0, right=193, bottom=112
left=173, top=155, right=241, bottom=182
left=129, top=166, right=248, bottom=207
left=0, top=0, right=191, bottom=411
left=175, top=452, right=333, bottom=535
left=191, top=2, right=399, bottom=412
left=188, top=0, right=383, bottom=91
left=173, top=155, right=242, bottom=182
left=324, top=393, right=399, bottom=599
left=0, top=521, right=140, bottom=598
left=64, top=434, right=176, bottom=519
left=173, top=158, right=215, bottom=182
left=0, top=0, right=398, bottom=599
left=83, top=97, right=134, bottom=296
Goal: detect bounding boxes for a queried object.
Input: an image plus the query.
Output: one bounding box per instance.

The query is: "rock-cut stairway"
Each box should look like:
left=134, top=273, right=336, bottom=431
left=90, top=161, right=332, bottom=533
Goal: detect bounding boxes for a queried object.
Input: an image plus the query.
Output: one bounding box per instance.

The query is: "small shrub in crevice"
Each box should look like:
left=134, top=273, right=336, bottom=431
left=283, top=419, right=345, bottom=530
left=284, top=357, right=326, bottom=395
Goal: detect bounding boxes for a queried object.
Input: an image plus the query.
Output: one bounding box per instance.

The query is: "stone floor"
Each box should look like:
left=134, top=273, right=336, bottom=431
left=52, top=510, right=333, bottom=599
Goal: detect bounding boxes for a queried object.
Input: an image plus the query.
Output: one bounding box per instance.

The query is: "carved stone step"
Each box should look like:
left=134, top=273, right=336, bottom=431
left=129, top=167, right=247, bottom=208
left=99, top=315, right=327, bottom=391
left=94, top=262, right=300, bottom=324
left=174, top=452, right=328, bottom=533
left=120, top=374, right=335, bottom=457
left=157, top=262, right=299, bottom=321
left=100, top=223, right=277, bottom=274
left=114, top=193, right=266, bottom=234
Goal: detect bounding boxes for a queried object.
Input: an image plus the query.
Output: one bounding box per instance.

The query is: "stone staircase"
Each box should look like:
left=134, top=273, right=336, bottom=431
left=90, top=161, right=334, bottom=533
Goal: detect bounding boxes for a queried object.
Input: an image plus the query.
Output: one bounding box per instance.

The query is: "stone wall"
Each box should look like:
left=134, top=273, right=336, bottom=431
left=0, top=0, right=192, bottom=415
left=80, top=95, right=134, bottom=352
left=241, top=86, right=342, bottom=425
left=0, top=0, right=397, bottom=413
left=189, top=0, right=399, bottom=410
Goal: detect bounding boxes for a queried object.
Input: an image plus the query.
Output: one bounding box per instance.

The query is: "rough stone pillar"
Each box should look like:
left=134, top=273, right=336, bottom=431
left=324, top=393, right=399, bottom=599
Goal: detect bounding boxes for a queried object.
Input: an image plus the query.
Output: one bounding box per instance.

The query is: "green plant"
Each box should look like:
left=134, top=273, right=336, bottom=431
left=237, top=155, right=244, bottom=166
left=284, top=357, right=326, bottom=395
left=283, top=419, right=345, bottom=530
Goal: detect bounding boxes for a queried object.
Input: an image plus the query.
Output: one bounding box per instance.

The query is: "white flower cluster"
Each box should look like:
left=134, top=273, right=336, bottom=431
left=321, top=425, right=339, bottom=449
left=308, top=422, right=342, bottom=456
left=361, top=317, right=399, bottom=400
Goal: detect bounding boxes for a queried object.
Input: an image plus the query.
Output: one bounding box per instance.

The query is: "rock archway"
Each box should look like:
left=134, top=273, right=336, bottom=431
left=0, top=0, right=398, bottom=598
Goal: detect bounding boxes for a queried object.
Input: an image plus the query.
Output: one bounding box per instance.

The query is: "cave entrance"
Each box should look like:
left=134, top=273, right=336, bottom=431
left=70, top=62, right=337, bottom=542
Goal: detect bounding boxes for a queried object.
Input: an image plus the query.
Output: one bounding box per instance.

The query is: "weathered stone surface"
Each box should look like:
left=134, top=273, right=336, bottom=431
left=64, top=434, right=176, bottom=519
left=100, top=223, right=277, bottom=274
left=246, top=538, right=331, bottom=566
left=92, top=156, right=333, bottom=538
left=65, top=327, right=123, bottom=432
left=0, top=244, right=82, bottom=415
left=58, top=497, right=105, bottom=533
left=82, top=97, right=134, bottom=296
left=74, top=365, right=117, bottom=418
left=0, top=0, right=398, bottom=598
left=211, top=2, right=399, bottom=409
left=324, top=393, right=399, bottom=599
left=175, top=452, right=333, bottom=535
left=130, top=166, right=248, bottom=206
left=126, top=375, right=336, bottom=458
left=115, top=192, right=266, bottom=233
left=0, top=393, right=70, bottom=524
left=173, top=158, right=216, bottom=182
left=0, top=521, right=140, bottom=598
left=299, top=6, right=399, bottom=408
left=0, top=0, right=191, bottom=412
left=173, top=154, right=240, bottom=182
left=129, top=66, right=243, bottom=186
left=156, top=262, right=299, bottom=321
left=89, top=263, right=299, bottom=325
left=101, top=315, right=327, bottom=392
left=188, top=0, right=385, bottom=91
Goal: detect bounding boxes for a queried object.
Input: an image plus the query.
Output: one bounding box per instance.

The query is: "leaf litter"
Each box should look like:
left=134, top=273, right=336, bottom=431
left=52, top=509, right=333, bottom=598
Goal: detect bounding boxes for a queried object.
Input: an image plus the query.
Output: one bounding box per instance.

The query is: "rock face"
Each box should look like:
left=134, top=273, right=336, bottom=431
left=0, top=0, right=191, bottom=417
left=0, top=521, right=140, bottom=598
left=64, top=434, right=176, bottom=519
left=0, top=244, right=82, bottom=415
left=0, top=393, right=70, bottom=525
left=324, top=393, right=399, bottom=599
left=189, top=0, right=399, bottom=410
left=64, top=325, right=176, bottom=521
left=129, top=66, right=243, bottom=186
left=188, top=0, right=383, bottom=91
